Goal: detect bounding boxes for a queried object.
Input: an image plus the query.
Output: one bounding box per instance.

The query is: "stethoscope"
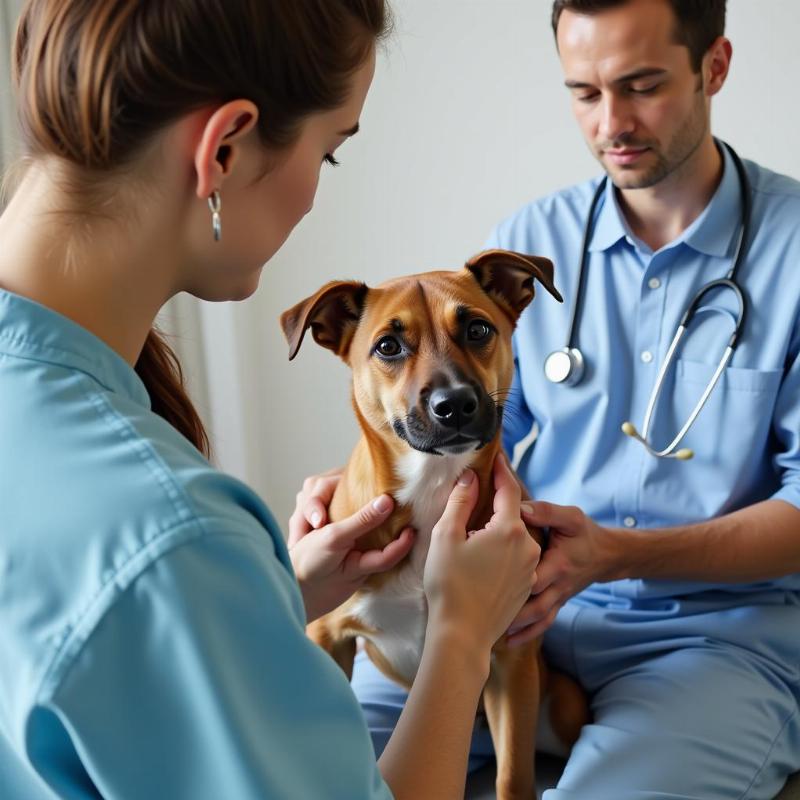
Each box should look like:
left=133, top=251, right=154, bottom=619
left=543, top=141, right=751, bottom=460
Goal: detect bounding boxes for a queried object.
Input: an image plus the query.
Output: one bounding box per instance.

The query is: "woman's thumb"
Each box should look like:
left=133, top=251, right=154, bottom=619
left=433, top=470, right=479, bottom=538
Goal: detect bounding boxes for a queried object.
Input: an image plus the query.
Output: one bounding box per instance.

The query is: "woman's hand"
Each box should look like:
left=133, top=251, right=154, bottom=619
left=289, top=470, right=414, bottom=622
left=288, top=467, right=344, bottom=535
left=504, top=501, right=621, bottom=646
left=423, top=454, right=540, bottom=658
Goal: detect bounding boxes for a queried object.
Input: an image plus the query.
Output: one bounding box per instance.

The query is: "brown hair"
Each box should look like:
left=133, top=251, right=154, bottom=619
left=10, top=0, right=391, bottom=458
left=551, top=0, right=726, bottom=71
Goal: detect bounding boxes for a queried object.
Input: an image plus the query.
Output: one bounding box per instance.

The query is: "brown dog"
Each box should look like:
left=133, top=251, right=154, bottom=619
left=281, top=250, right=587, bottom=798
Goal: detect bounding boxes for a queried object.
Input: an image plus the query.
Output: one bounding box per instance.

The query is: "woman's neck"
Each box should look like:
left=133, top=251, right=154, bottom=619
left=0, top=162, right=181, bottom=365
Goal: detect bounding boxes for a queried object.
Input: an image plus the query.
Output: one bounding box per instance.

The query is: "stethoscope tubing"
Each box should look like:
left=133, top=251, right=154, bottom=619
left=545, top=140, right=753, bottom=459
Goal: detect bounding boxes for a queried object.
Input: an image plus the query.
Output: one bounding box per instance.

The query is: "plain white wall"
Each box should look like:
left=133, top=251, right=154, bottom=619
left=209, top=0, right=800, bottom=532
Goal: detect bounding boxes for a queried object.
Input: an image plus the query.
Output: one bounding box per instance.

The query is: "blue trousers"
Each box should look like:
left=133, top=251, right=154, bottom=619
left=350, top=587, right=800, bottom=799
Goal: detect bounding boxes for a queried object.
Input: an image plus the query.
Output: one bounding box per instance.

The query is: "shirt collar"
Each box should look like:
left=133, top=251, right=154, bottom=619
left=587, top=177, right=627, bottom=252
left=681, top=142, right=743, bottom=258
left=0, top=289, right=151, bottom=408
left=587, top=142, right=744, bottom=258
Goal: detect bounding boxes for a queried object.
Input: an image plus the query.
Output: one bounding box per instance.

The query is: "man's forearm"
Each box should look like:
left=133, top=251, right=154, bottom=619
left=606, top=499, right=800, bottom=584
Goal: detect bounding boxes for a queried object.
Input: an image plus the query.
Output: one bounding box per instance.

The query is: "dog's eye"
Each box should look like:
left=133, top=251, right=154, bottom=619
left=467, top=320, right=492, bottom=342
left=375, top=336, right=403, bottom=358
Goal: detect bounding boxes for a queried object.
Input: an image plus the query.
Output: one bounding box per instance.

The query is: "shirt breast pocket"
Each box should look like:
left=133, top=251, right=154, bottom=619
left=663, top=358, right=783, bottom=459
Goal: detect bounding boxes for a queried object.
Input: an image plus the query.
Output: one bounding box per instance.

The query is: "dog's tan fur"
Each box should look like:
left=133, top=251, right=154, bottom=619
left=282, top=250, right=588, bottom=798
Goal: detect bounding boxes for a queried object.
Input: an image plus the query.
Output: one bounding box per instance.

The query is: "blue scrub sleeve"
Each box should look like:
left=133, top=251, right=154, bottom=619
left=502, top=335, right=536, bottom=459
left=771, top=318, right=800, bottom=511
left=29, top=526, right=392, bottom=800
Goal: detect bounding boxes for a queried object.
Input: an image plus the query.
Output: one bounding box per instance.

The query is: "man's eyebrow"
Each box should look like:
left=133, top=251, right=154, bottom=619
left=564, top=68, right=668, bottom=89
left=614, top=67, right=668, bottom=83
left=338, top=122, right=360, bottom=137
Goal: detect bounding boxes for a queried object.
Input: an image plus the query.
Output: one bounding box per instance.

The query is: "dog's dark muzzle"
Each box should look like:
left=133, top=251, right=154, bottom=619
left=393, top=382, right=501, bottom=456
left=428, top=385, right=479, bottom=430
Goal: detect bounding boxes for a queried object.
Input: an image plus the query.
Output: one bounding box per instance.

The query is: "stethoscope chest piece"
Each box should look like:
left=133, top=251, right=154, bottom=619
left=544, top=347, right=585, bottom=386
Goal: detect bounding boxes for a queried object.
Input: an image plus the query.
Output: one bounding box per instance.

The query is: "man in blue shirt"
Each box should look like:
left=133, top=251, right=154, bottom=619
left=316, top=0, right=800, bottom=797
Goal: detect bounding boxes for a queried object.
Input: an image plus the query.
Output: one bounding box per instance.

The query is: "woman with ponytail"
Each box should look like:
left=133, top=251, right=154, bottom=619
left=0, top=1, right=540, bottom=798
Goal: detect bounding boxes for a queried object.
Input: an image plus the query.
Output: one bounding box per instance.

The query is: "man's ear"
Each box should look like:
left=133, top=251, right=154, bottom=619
left=465, top=249, right=562, bottom=322
left=703, top=36, right=732, bottom=97
left=280, top=281, right=368, bottom=361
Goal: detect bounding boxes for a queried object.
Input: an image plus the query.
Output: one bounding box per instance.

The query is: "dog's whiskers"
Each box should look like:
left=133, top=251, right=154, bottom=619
left=489, top=386, right=519, bottom=399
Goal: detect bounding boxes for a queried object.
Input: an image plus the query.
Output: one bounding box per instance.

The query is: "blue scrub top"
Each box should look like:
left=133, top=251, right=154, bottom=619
left=0, top=290, right=392, bottom=799
left=488, top=145, right=800, bottom=599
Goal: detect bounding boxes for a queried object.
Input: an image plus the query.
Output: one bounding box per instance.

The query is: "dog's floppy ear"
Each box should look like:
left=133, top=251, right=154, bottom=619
left=280, top=280, right=368, bottom=361
left=466, top=249, right=562, bottom=322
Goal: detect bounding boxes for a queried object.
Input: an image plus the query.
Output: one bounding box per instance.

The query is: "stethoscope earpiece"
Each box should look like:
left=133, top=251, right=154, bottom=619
left=621, top=421, right=695, bottom=461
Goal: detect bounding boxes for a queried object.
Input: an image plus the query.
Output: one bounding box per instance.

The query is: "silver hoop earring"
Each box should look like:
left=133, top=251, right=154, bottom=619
left=208, top=190, right=222, bottom=242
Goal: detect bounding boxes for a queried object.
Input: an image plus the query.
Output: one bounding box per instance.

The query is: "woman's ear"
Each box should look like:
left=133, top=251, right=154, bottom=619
left=193, top=100, right=260, bottom=199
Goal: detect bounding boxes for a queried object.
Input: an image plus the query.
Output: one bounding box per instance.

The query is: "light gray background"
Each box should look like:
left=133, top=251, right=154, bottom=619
left=1, top=1, right=798, bottom=532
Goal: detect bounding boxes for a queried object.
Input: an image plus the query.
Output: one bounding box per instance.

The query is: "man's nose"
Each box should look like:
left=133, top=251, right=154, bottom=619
left=598, top=94, right=635, bottom=142
left=428, top=385, right=479, bottom=428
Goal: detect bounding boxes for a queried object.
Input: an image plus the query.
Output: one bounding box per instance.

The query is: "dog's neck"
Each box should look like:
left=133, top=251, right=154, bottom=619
left=394, top=448, right=477, bottom=526
left=364, top=428, right=497, bottom=527
left=332, top=403, right=500, bottom=560
left=393, top=448, right=475, bottom=497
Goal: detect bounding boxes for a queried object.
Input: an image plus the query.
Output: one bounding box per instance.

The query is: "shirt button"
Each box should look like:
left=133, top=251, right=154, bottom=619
left=640, top=350, right=653, bottom=363
left=623, top=516, right=637, bottom=528
left=648, top=277, right=661, bottom=290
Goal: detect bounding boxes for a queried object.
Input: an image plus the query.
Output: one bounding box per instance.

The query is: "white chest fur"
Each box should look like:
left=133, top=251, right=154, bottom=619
left=350, top=449, right=474, bottom=685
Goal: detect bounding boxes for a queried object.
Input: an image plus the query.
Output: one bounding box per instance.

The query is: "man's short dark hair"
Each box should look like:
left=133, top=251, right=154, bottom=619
left=551, top=0, right=726, bottom=72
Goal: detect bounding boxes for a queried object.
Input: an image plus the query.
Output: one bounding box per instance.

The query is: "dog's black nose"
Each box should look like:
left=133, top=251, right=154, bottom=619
left=429, top=385, right=479, bottom=428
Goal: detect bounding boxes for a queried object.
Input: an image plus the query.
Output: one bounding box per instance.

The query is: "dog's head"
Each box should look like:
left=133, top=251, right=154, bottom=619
left=281, top=250, right=561, bottom=456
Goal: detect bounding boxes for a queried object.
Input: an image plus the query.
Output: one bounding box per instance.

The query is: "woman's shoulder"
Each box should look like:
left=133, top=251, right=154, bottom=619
left=0, top=312, right=283, bottom=555
left=0, top=343, right=295, bottom=731
left=54, top=369, right=290, bottom=590
left=114, top=394, right=283, bottom=544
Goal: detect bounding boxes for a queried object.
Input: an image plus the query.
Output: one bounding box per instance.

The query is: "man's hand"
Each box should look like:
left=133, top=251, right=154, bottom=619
left=288, top=470, right=414, bottom=622
left=505, top=500, right=622, bottom=646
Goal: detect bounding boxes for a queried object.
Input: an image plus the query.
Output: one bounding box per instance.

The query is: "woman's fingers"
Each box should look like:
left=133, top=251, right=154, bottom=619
left=302, top=471, right=342, bottom=528
left=432, top=470, right=479, bottom=540
left=491, top=453, right=522, bottom=519
left=288, top=500, right=312, bottom=548
left=352, top=527, right=415, bottom=576
left=324, top=494, right=395, bottom=551
left=288, top=469, right=343, bottom=547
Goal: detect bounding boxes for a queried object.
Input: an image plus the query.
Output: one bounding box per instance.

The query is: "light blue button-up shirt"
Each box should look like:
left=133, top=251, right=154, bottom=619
left=0, top=291, right=391, bottom=799
left=489, top=144, right=800, bottom=598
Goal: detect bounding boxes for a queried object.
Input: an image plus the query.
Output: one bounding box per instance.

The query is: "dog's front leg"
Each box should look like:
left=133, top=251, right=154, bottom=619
left=483, top=638, right=542, bottom=800
left=306, top=617, right=358, bottom=679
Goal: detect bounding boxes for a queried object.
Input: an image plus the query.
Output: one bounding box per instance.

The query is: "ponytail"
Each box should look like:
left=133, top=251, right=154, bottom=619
left=135, top=329, right=211, bottom=459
